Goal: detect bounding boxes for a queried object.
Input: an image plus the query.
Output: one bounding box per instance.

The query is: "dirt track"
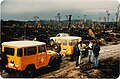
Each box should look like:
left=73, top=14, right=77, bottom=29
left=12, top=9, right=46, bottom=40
left=38, top=43, right=120, bottom=78
left=1, top=43, right=120, bottom=78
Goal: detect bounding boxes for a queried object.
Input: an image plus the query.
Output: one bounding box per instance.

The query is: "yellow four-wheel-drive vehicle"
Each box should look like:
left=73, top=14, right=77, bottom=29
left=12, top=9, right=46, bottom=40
left=1, top=40, right=61, bottom=77
left=51, top=36, right=82, bottom=60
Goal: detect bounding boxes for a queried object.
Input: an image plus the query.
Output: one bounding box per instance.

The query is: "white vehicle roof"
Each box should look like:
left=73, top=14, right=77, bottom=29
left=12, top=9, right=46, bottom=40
left=58, top=33, right=68, bottom=34
left=57, top=33, right=69, bottom=35
left=55, top=33, right=69, bottom=37
left=2, top=40, right=46, bottom=48
left=51, top=36, right=82, bottom=40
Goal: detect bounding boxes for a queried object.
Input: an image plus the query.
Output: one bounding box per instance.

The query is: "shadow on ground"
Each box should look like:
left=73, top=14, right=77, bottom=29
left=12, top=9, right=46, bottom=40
left=79, top=57, right=119, bottom=78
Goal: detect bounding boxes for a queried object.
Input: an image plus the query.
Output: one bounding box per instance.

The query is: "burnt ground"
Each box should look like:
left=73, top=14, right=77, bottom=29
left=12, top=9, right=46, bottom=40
left=1, top=43, right=120, bottom=78
left=38, top=43, right=120, bottom=78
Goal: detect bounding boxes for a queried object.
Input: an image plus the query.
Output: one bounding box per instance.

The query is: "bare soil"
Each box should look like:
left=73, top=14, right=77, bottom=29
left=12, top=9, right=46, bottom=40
left=38, top=43, right=120, bottom=78
left=1, top=43, right=120, bottom=78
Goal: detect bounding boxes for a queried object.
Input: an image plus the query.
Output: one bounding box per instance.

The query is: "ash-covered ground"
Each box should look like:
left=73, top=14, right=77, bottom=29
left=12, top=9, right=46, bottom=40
left=38, top=43, right=120, bottom=78
left=1, top=43, right=120, bottom=78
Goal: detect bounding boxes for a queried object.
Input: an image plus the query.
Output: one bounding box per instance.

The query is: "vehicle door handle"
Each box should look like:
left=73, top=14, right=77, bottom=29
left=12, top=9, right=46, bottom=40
left=38, top=57, right=40, bottom=60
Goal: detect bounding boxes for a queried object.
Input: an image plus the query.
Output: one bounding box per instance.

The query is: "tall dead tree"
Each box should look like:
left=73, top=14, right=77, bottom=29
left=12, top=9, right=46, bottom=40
left=57, top=13, right=61, bottom=29
left=66, top=15, right=68, bottom=20
left=68, top=15, right=72, bottom=35
left=106, top=11, right=110, bottom=22
left=104, top=16, right=106, bottom=22
left=112, top=18, right=115, bottom=30
left=115, top=4, right=120, bottom=30
left=84, top=14, right=86, bottom=27
left=33, top=16, right=39, bottom=27
left=78, top=16, right=80, bottom=27
left=104, top=16, right=106, bottom=30
left=99, top=17, right=102, bottom=33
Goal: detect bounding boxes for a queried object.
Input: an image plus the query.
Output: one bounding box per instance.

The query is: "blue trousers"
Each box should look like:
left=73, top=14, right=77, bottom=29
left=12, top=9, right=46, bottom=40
left=92, top=54, right=99, bottom=67
left=76, top=52, right=82, bottom=67
left=88, top=50, right=93, bottom=62
left=76, top=55, right=79, bottom=67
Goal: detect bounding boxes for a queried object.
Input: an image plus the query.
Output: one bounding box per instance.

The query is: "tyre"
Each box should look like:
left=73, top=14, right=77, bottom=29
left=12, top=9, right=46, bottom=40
left=25, top=65, right=35, bottom=78
left=50, top=40, right=54, bottom=46
left=51, top=58, right=60, bottom=70
left=52, top=44, right=61, bottom=53
left=16, top=71, right=23, bottom=78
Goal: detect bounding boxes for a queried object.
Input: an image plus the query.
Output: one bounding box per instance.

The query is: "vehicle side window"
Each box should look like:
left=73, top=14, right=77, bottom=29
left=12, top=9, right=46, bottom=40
left=73, top=40, right=78, bottom=45
left=24, top=47, right=37, bottom=56
left=57, top=39, right=62, bottom=45
left=69, top=40, right=72, bottom=46
left=38, top=45, right=46, bottom=53
left=17, top=48, right=22, bottom=57
left=63, top=40, right=67, bottom=46
left=56, top=34, right=60, bottom=37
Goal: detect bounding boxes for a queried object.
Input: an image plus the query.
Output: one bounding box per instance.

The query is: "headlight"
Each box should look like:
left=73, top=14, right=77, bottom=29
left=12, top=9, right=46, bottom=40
left=8, top=63, right=15, bottom=67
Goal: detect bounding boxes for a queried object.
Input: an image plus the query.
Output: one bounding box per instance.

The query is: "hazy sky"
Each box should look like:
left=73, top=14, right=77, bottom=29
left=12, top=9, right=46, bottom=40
left=1, top=0, right=120, bottom=21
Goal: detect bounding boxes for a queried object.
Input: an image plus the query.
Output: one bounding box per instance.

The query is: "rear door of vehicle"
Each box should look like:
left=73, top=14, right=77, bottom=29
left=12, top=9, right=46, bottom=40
left=3, top=46, right=16, bottom=69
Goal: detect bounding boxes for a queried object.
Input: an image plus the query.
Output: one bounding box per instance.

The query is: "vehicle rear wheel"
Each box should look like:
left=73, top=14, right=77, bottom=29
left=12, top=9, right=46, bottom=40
left=25, top=66, right=35, bottom=77
left=16, top=71, right=23, bottom=78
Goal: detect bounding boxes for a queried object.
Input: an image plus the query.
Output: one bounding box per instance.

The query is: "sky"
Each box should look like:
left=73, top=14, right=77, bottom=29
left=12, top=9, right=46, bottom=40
left=1, top=0, right=120, bottom=21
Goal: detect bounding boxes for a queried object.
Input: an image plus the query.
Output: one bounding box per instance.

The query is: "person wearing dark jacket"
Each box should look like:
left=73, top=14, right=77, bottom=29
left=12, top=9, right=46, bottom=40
left=1, top=52, right=8, bottom=73
left=0, top=53, right=2, bottom=73
left=74, top=43, right=80, bottom=68
left=92, top=41, right=100, bottom=67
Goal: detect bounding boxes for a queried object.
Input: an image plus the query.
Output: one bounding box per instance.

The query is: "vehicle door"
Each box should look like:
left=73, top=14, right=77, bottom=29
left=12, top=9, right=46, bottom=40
left=3, top=46, right=16, bottom=69
left=60, top=39, right=68, bottom=55
left=37, top=45, right=47, bottom=67
left=22, top=46, right=37, bottom=70
left=67, top=40, right=74, bottom=55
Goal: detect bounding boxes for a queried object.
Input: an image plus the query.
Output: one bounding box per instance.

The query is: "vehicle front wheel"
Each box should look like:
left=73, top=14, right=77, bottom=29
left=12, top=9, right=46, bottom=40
left=51, top=59, right=60, bottom=70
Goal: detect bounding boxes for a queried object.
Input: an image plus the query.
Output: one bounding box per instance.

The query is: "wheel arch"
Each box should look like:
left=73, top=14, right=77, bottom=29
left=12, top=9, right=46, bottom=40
left=25, top=64, right=36, bottom=70
left=48, top=56, right=61, bottom=66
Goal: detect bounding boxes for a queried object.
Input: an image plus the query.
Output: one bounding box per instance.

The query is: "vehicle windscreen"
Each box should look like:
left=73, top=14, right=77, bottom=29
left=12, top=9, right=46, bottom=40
left=69, top=40, right=73, bottom=46
left=63, top=40, right=67, bottom=46
left=4, top=47, right=14, bottom=56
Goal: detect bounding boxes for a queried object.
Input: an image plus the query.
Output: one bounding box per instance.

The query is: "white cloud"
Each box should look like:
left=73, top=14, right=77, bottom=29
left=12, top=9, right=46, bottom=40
left=1, top=0, right=119, bottom=20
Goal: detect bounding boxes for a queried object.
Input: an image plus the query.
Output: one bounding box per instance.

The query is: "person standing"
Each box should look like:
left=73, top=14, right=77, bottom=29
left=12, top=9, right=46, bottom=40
left=92, top=40, right=100, bottom=67
left=1, top=52, right=8, bottom=73
left=0, top=53, right=2, bottom=73
left=78, top=39, right=85, bottom=65
left=88, top=41, right=93, bottom=63
left=74, top=40, right=80, bottom=68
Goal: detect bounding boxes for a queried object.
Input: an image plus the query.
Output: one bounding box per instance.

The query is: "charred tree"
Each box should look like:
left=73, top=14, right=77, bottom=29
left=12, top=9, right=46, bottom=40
left=68, top=15, right=72, bottom=35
